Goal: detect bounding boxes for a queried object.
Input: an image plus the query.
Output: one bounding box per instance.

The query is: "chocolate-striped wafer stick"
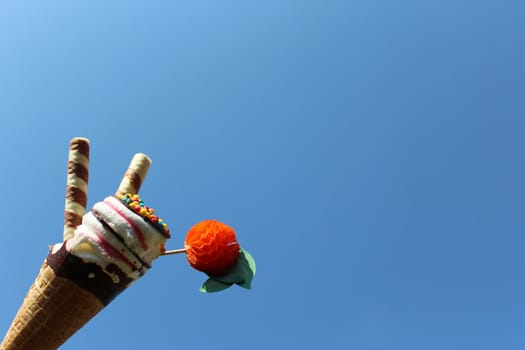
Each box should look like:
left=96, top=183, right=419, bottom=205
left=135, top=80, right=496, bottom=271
left=63, top=137, right=90, bottom=241
left=116, top=153, right=151, bottom=196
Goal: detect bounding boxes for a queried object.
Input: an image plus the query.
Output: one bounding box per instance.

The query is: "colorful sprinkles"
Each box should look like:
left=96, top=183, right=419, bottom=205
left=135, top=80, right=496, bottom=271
left=117, top=193, right=170, bottom=237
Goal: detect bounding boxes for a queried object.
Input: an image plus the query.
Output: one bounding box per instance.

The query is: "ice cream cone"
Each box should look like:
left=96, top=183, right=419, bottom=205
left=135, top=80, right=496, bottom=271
left=1, top=139, right=170, bottom=349
left=0, top=260, right=103, bottom=350
left=0, top=235, right=143, bottom=350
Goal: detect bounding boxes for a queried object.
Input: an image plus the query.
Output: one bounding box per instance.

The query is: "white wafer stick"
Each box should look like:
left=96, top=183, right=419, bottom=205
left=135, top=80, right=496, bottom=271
left=63, top=137, right=90, bottom=241
left=116, top=153, right=151, bottom=195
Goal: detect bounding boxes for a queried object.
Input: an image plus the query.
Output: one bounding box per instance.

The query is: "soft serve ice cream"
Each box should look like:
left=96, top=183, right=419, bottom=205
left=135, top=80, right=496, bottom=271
left=49, top=193, right=170, bottom=304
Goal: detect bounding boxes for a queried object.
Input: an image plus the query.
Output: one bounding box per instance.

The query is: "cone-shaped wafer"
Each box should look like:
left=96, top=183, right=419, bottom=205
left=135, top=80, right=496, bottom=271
left=0, top=261, right=103, bottom=350
left=116, top=153, right=151, bottom=196
left=63, top=137, right=90, bottom=241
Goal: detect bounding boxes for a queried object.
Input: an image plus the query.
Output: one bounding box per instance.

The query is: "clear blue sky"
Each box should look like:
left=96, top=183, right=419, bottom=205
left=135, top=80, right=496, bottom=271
left=1, top=1, right=524, bottom=349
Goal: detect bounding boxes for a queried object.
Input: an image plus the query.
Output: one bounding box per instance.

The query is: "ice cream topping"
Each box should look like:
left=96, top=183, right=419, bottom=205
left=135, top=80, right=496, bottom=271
left=185, top=220, right=240, bottom=276
left=117, top=193, right=170, bottom=237
left=182, top=219, right=256, bottom=293
left=65, top=194, right=170, bottom=285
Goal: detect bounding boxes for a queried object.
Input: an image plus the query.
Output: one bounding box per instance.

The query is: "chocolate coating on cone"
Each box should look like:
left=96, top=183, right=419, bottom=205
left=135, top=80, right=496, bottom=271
left=47, top=244, right=131, bottom=306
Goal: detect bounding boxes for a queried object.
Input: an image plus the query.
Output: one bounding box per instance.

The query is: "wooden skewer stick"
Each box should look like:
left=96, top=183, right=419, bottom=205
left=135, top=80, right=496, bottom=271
left=161, top=248, right=188, bottom=256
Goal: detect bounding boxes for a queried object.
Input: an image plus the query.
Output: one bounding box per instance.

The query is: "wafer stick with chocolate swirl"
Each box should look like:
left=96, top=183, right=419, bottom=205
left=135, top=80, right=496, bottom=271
left=115, top=153, right=151, bottom=195
left=63, top=137, right=90, bottom=241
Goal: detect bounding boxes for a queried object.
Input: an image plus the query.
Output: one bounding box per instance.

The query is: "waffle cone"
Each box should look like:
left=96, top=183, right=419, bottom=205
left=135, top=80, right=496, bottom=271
left=0, top=261, right=104, bottom=350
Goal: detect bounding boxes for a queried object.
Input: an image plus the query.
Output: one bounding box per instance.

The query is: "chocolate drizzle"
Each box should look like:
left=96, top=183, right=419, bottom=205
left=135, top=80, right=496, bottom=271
left=91, top=209, right=151, bottom=270
left=46, top=244, right=131, bottom=306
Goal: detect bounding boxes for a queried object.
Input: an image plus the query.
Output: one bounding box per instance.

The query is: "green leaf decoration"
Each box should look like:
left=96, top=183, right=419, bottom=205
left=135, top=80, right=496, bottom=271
left=236, top=249, right=256, bottom=289
left=199, top=248, right=257, bottom=293
left=243, top=249, right=256, bottom=275
left=200, top=278, right=232, bottom=293
left=212, top=249, right=256, bottom=288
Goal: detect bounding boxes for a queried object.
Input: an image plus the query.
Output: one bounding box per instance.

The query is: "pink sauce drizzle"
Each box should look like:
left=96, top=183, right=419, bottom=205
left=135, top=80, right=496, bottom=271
left=104, top=198, right=149, bottom=250
left=77, top=229, right=136, bottom=270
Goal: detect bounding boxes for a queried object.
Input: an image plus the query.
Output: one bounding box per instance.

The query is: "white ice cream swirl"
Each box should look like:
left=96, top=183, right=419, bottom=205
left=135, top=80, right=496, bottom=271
left=64, top=195, right=169, bottom=284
